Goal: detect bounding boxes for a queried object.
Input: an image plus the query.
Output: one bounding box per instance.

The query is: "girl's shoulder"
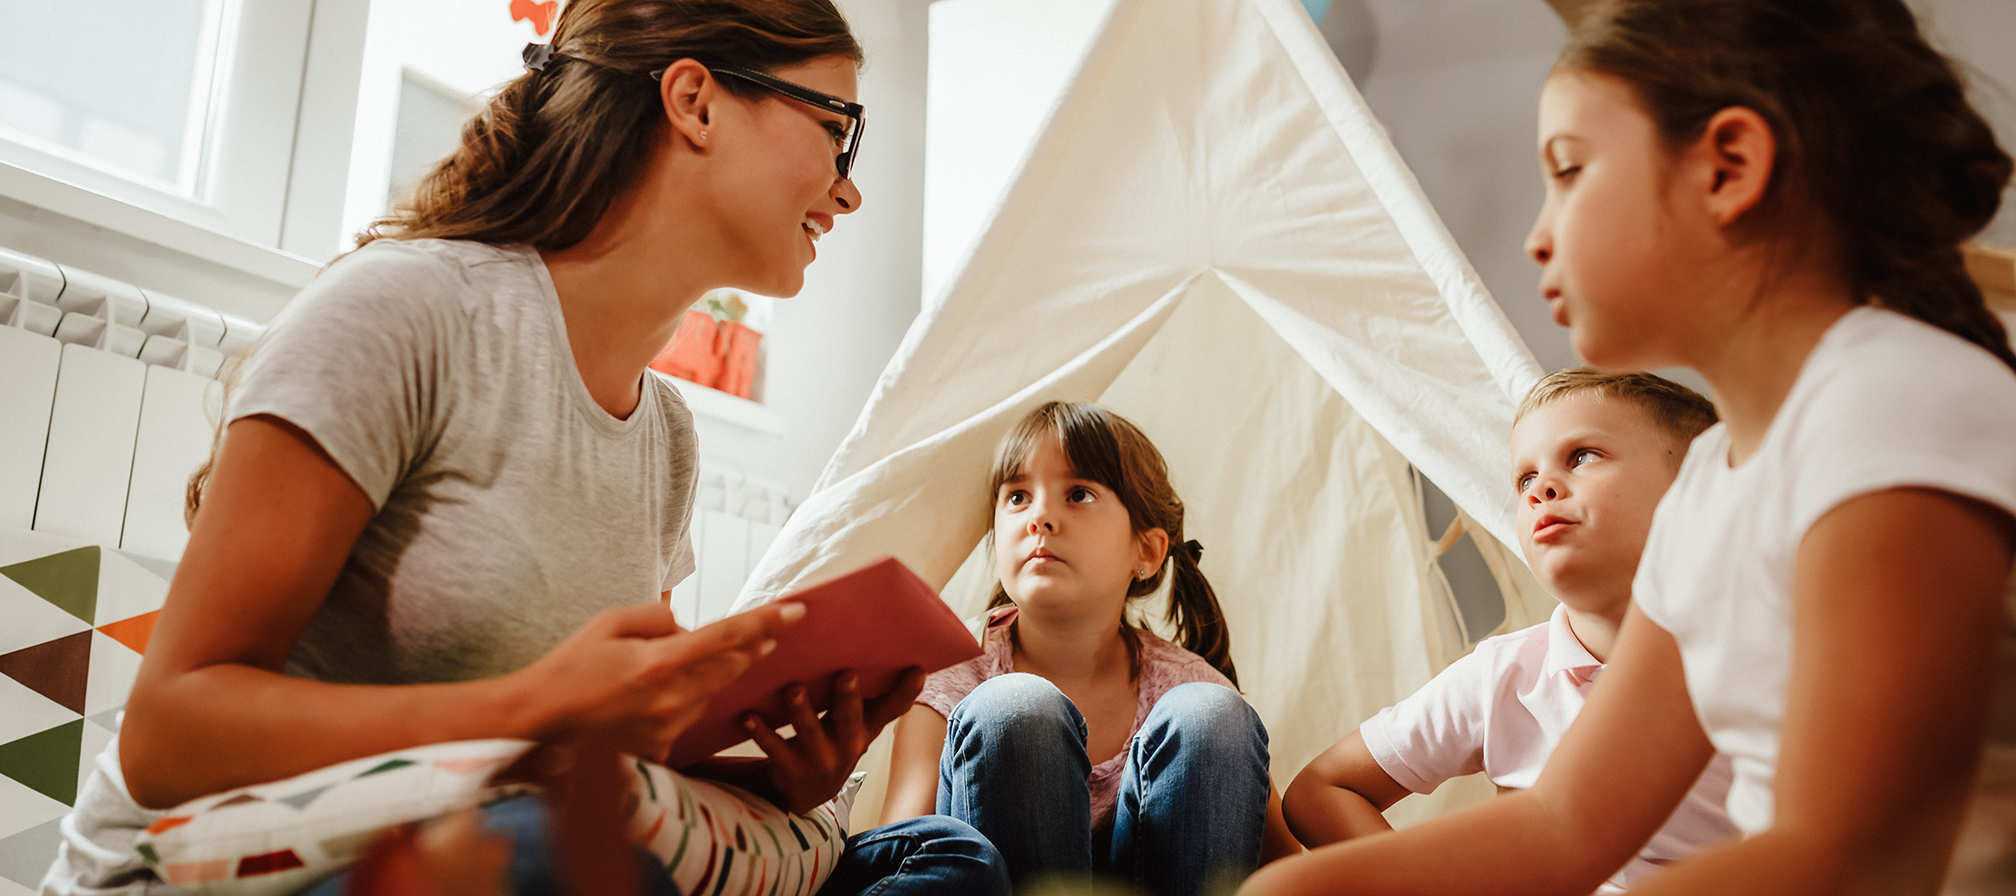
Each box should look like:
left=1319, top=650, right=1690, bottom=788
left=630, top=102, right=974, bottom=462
left=1802, top=308, right=2016, bottom=413
left=1135, top=628, right=1234, bottom=691
left=279, top=240, right=520, bottom=340
left=1765, top=307, right=2016, bottom=531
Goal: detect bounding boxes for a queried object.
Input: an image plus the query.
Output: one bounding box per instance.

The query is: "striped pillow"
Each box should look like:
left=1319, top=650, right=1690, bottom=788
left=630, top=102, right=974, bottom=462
left=134, top=739, right=859, bottom=896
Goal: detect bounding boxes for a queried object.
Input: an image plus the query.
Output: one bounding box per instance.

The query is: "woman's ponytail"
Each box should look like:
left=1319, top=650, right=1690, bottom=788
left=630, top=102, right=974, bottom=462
left=360, top=0, right=861, bottom=251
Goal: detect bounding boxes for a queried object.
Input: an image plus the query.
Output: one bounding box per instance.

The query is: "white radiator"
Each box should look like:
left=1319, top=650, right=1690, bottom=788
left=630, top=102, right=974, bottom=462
left=0, top=246, right=260, bottom=563
left=671, top=462, right=795, bottom=627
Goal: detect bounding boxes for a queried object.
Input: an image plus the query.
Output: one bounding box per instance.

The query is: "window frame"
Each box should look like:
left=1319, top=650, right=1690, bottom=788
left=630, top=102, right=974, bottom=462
left=0, top=0, right=369, bottom=264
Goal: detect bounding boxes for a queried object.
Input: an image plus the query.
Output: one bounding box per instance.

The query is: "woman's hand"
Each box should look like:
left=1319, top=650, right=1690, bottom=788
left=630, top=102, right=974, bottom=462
left=744, top=667, right=928, bottom=814
left=509, top=601, right=807, bottom=758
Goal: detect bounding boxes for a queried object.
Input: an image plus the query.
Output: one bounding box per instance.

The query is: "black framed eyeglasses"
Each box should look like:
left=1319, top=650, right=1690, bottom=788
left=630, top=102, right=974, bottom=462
left=649, top=64, right=866, bottom=179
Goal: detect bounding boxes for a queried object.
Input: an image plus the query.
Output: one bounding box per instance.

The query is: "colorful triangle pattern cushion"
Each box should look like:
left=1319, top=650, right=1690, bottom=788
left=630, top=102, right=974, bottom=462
left=0, top=526, right=170, bottom=891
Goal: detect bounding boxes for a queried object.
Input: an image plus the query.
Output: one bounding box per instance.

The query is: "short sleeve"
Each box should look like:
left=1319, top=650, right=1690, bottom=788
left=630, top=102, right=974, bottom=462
left=1787, top=316, right=2016, bottom=538
left=1357, top=646, right=1496, bottom=794
left=917, top=658, right=984, bottom=719
left=229, top=244, right=467, bottom=510
left=662, top=529, right=696, bottom=592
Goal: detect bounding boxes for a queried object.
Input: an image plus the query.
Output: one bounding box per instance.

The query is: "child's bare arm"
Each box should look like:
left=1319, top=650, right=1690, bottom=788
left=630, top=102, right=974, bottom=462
left=1261, top=781, right=1306, bottom=862
left=1240, top=606, right=1714, bottom=896
left=1622, top=488, right=2014, bottom=896
left=879, top=704, right=948, bottom=825
left=1282, top=732, right=1411, bottom=847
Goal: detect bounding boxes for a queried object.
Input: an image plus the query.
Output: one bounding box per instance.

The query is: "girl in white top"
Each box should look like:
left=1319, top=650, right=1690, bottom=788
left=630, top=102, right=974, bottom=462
left=1245, top=1, right=2016, bottom=894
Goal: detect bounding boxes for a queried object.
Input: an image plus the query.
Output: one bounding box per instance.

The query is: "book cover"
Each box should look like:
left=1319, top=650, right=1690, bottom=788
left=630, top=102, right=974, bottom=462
left=664, top=556, right=982, bottom=768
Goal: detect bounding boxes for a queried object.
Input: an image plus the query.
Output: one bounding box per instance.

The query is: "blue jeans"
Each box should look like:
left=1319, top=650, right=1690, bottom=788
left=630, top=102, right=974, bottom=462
left=300, top=798, right=1005, bottom=896
left=816, top=815, right=1010, bottom=896
left=937, top=674, right=1271, bottom=896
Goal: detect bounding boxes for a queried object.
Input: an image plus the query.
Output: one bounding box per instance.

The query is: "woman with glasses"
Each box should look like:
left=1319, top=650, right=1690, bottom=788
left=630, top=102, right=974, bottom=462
left=45, top=2, right=1005, bottom=895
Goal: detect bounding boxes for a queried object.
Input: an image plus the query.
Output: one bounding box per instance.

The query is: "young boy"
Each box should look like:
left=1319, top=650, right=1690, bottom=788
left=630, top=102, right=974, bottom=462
left=1282, top=369, right=1738, bottom=893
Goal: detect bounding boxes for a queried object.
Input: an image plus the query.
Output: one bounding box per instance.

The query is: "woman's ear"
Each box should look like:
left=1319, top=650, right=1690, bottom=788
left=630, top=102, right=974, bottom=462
left=1691, top=105, right=1777, bottom=227
left=658, top=58, right=718, bottom=151
left=1137, top=527, right=1170, bottom=577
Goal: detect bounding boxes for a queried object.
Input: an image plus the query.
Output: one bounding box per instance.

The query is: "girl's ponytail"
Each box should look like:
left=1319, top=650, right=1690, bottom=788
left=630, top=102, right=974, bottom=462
left=1165, top=538, right=1239, bottom=688
left=1563, top=0, right=2016, bottom=374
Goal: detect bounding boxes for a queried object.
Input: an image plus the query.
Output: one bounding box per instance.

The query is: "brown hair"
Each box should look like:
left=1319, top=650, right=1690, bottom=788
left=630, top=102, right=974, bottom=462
left=1560, top=0, right=2016, bottom=373
left=360, top=0, right=861, bottom=250
left=984, top=402, right=1239, bottom=687
left=187, top=0, right=858, bottom=524
left=1516, top=368, right=1719, bottom=458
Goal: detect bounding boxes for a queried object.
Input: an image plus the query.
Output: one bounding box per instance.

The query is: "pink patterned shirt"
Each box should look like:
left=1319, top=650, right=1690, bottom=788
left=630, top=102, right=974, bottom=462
left=916, top=606, right=1236, bottom=830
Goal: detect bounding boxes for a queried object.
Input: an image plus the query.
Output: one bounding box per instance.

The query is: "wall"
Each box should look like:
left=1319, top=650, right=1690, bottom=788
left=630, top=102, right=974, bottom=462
left=697, top=0, right=932, bottom=495
left=921, top=0, right=1116, bottom=306
left=1912, top=0, right=2016, bottom=251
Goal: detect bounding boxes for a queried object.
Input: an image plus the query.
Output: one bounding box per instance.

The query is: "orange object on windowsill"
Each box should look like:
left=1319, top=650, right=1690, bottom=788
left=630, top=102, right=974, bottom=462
left=649, top=309, right=725, bottom=388
left=715, top=321, right=763, bottom=399
left=649, top=308, right=763, bottom=400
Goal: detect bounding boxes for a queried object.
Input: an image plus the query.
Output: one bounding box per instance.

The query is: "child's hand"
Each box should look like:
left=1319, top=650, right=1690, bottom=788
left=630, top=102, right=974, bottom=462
left=508, top=601, right=805, bottom=758
left=743, top=667, right=927, bottom=814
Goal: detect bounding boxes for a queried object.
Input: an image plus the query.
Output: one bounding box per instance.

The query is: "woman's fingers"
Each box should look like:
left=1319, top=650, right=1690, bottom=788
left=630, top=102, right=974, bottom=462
left=827, top=672, right=866, bottom=749
left=677, top=601, right=804, bottom=656
left=783, top=685, right=836, bottom=759
left=863, top=667, right=927, bottom=731
left=743, top=712, right=796, bottom=764
left=597, top=602, right=686, bottom=639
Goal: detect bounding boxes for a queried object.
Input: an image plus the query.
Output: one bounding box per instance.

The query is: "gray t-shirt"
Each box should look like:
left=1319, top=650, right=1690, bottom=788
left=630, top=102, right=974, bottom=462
left=233, top=238, right=698, bottom=684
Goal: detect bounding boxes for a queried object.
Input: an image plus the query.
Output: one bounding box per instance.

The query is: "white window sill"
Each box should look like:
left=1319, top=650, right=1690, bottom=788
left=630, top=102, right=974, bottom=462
left=0, top=161, right=321, bottom=292
left=654, top=370, right=786, bottom=436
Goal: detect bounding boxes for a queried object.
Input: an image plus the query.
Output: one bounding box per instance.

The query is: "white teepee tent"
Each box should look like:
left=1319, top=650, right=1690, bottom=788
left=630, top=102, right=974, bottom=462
left=735, top=0, right=1558, bottom=824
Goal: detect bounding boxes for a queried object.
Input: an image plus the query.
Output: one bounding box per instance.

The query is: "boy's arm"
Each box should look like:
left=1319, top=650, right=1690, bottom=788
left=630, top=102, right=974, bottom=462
left=1282, top=731, right=1412, bottom=847
left=879, top=703, right=948, bottom=825
left=1240, top=606, right=1714, bottom=896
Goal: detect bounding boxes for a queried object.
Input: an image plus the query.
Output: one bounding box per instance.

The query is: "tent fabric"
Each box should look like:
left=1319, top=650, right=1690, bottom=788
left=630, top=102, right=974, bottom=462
left=734, top=0, right=1554, bottom=823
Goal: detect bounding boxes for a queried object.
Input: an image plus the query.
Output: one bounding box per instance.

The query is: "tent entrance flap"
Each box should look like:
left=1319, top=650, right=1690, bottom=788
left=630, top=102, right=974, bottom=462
left=736, top=0, right=1556, bottom=830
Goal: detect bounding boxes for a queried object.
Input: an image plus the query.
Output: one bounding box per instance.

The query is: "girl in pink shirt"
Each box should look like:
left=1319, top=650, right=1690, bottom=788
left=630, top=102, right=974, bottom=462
left=879, top=401, right=1300, bottom=895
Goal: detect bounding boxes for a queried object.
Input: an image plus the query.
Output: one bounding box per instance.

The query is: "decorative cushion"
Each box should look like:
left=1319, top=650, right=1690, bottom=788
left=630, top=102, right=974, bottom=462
left=630, top=761, right=863, bottom=896
left=135, top=739, right=861, bottom=896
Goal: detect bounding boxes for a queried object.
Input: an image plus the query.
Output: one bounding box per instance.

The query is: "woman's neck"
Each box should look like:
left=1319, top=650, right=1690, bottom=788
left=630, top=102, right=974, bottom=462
left=1011, top=608, right=1132, bottom=688
left=538, top=150, right=728, bottom=420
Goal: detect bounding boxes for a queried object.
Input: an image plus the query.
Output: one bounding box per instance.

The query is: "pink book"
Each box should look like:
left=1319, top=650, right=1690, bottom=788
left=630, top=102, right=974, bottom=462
left=664, top=556, right=982, bottom=768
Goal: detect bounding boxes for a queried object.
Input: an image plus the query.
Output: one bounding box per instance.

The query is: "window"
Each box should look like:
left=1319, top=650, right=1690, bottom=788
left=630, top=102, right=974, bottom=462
left=0, top=0, right=351, bottom=253
left=0, top=0, right=229, bottom=194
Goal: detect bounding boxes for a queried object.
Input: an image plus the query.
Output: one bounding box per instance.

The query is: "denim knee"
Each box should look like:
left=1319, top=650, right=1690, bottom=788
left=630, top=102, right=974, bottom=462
left=820, top=815, right=1010, bottom=896
left=1139, top=682, right=1267, bottom=760
left=848, top=814, right=1003, bottom=866
left=946, top=673, right=1083, bottom=748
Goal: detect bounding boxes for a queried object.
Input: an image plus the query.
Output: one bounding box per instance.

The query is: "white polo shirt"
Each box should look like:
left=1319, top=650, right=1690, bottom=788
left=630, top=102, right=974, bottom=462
left=1360, top=605, right=1740, bottom=892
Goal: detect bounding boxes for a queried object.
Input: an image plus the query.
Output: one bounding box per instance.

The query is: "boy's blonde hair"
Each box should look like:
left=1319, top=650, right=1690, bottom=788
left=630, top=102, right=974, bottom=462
left=1516, top=368, right=1718, bottom=457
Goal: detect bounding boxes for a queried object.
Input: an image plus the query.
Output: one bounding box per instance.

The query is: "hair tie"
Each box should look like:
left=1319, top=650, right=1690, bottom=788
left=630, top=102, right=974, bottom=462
left=523, top=43, right=558, bottom=73
left=1183, top=539, right=1203, bottom=562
